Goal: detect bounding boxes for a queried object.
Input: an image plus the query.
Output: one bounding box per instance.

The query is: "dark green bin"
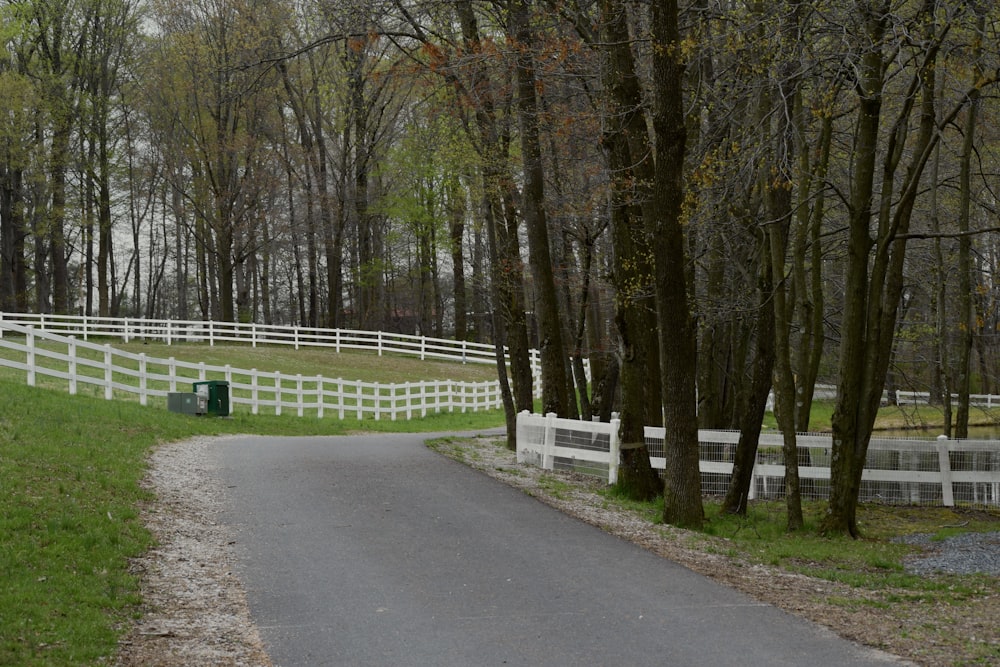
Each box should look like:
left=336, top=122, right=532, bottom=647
left=192, top=380, right=230, bottom=416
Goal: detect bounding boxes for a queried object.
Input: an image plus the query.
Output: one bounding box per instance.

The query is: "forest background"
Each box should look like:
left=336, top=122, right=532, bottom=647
left=1, top=0, right=998, bottom=534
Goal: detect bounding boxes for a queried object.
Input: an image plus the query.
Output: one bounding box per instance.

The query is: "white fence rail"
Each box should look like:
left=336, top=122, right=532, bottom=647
left=515, top=413, right=1000, bottom=508
left=894, top=390, right=1000, bottom=409
left=516, top=411, right=621, bottom=484
left=0, top=311, right=500, bottom=362
left=0, top=311, right=554, bottom=396
left=773, top=384, right=1000, bottom=410
left=0, top=322, right=503, bottom=420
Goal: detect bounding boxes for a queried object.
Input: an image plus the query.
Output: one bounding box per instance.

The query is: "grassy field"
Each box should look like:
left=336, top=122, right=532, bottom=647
left=2, top=336, right=997, bottom=664
left=0, top=341, right=505, bottom=666
left=779, top=399, right=1000, bottom=434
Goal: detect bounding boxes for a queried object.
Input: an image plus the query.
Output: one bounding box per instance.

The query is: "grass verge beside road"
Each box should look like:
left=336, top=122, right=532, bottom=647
left=0, top=378, right=503, bottom=666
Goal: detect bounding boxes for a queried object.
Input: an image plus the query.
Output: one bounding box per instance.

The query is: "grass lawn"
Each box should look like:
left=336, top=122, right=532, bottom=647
left=0, top=342, right=504, bottom=666
left=784, top=399, right=1000, bottom=434
left=2, top=335, right=997, bottom=665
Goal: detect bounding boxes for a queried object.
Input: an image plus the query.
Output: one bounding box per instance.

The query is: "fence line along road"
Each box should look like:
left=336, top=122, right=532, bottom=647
left=0, top=310, right=502, bottom=362
left=0, top=311, right=558, bottom=395
left=517, top=412, right=1000, bottom=509
left=0, top=322, right=503, bottom=420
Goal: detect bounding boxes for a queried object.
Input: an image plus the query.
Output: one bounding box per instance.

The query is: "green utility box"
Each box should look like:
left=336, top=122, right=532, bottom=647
left=168, top=392, right=206, bottom=415
left=192, top=380, right=230, bottom=417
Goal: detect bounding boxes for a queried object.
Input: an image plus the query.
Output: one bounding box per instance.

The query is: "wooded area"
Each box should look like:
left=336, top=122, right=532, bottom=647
left=1, top=0, right=998, bottom=533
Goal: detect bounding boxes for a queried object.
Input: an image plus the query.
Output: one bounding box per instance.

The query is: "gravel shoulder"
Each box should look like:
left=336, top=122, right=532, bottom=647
left=115, top=437, right=272, bottom=667
left=116, top=435, right=999, bottom=667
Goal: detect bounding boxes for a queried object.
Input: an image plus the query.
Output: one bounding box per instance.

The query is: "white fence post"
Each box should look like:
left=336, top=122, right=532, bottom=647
left=104, top=344, right=113, bottom=400
left=374, top=382, right=381, bottom=420
left=198, top=362, right=206, bottom=382
left=26, top=326, right=35, bottom=387
left=937, top=435, right=955, bottom=507
left=543, top=412, right=557, bottom=470
left=139, top=354, right=148, bottom=406
left=316, top=375, right=324, bottom=419
left=209, top=320, right=215, bottom=346
left=274, top=371, right=282, bottom=415
left=297, top=374, right=304, bottom=417
left=251, top=369, right=259, bottom=415
left=608, top=417, right=621, bottom=484
left=68, top=336, right=77, bottom=395
left=169, top=358, right=177, bottom=392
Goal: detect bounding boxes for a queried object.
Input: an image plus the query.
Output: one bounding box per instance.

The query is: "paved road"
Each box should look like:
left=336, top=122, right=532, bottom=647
left=211, top=434, right=904, bottom=667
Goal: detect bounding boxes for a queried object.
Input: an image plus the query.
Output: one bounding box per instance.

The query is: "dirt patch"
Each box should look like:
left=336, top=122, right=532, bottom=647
left=117, top=435, right=998, bottom=667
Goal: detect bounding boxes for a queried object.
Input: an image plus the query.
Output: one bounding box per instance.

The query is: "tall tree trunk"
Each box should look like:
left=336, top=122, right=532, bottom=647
left=512, top=0, right=573, bottom=417
left=763, top=0, right=803, bottom=530
left=448, top=176, right=468, bottom=340
left=84, top=137, right=95, bottom=315
left=456, top=0, right=533, bottom=422
left=953, top=9, right=984, bottom=439
left=598, top=0, right=661, bottom=500
left=50, top=123, right=71, bottom=314
left=0, top=168, right=27, bottom=311
left=651, top=0, right=702, bottom=529
left=792, top=111, right=833, bottom=432
left=930, top=144, right=953, bottom=434
left=721, top=252, right=775, bottom=515
left=825, top=0, right=945, bottom=536
left=216, top=218, right=235, bottom=322
left=305, top=166, right=319, bottom=327
left=348, top=41, right=381, bottom=331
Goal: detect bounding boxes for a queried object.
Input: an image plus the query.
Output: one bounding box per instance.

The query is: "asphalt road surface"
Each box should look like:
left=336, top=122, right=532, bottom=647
left=211, top=434, right=904, bottom=667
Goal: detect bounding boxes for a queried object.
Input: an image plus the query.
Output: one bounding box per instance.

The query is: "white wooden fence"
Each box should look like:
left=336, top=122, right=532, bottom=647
left=516, top=411, right=621, bottom=484
left=773, top=384, right=1000, bottom=410
left=515, top=412, right=1000, bottom=508
left=0, top=311, right=501, bottom=361
left=0, top=311, right=554, bottom=394
left=0, top=322, right=503, bottom=420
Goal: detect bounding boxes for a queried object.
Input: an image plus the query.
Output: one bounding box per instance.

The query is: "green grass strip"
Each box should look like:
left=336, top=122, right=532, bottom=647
left=0, top=377, right=503, bottom=665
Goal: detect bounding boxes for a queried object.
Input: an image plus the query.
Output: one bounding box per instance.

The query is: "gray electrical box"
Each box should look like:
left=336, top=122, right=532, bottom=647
left=168, top=392, right=207, bottom=415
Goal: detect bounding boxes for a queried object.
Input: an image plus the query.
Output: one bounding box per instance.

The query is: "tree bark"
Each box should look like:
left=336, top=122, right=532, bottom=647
left=456, top=0, right=533, bottom=420
left=953, top=9, right=984, bottom=439
left=511, top=0, right=573, bottom=417
left=598, top=0, right=661, bottom=500
left=650, top=0, right=702, bottom=529
left=824, top=0, right=944, bottom=536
